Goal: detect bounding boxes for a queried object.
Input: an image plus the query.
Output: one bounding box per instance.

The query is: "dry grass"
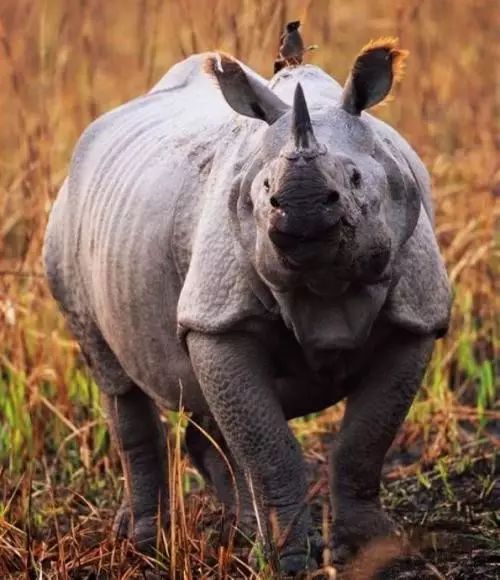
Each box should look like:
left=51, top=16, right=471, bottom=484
left=0, top=0, right=498, bottom=578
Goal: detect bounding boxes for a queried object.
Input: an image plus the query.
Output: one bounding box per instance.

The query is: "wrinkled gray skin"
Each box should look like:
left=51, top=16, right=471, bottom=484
left=44, top=52, right=451, bottom=575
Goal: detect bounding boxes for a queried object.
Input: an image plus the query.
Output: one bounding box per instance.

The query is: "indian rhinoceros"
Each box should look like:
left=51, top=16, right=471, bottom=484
left=43, top=38, right=451, bottom=574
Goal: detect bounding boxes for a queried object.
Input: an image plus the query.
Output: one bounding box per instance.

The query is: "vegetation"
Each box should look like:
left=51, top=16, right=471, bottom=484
left=0, top=0, right=497, bottom=577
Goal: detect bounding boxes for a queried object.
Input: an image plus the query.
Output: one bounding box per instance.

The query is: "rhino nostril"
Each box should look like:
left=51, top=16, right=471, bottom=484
left=325, top=190, right=340, bottom=206
left=270, top=195, right=280, bottom=208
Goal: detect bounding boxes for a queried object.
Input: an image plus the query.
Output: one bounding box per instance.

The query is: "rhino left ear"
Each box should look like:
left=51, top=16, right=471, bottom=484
left=205, top=53, right=289, bottom=124
left=341, top=38, right=408, bottom=115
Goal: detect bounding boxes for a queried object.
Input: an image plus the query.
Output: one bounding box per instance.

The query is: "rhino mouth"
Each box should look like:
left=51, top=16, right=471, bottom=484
left=268, top=223, right=339, bottom=250
left=270, top=226, right=341, bottom=269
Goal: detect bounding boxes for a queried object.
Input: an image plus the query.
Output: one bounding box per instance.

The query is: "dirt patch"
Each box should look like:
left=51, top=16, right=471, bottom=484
left=341, top=453, right=500, bottom=579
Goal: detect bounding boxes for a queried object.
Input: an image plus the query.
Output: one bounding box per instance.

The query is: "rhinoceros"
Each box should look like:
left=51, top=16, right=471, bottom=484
left=43, top=38, right=451, bottom=574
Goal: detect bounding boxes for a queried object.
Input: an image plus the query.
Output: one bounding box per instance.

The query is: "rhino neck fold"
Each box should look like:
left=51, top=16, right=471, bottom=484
left=271, top=281, right=390, bottom=351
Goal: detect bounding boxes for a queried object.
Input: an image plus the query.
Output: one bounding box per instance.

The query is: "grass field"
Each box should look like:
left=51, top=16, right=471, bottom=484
left=0, top=0, right=498, bottom=578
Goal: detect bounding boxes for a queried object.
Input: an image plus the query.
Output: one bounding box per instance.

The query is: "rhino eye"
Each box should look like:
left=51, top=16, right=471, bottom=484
left=263, top=178, right=270, bottom=191
left=351, top=169, right=362, bottom=188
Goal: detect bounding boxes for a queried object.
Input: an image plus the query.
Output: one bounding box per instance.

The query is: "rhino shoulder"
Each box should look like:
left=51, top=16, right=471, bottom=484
left=384, top=209, right=452, bottom=337
left=176, top=156, right=271, bottom=341
left=176, top=213, right=269, bottom=340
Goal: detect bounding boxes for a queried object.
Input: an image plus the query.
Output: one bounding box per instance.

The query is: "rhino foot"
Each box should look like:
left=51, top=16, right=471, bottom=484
left=132, top=514, right=167, bottom=554
left=279, top=552, right=319, bottom=577
left=279, top=530, right=324, bottom=576
left=248, top=530, right=323, bottom=577
left=331, top=505, right=396, bottom=563
left=112, top=500, right=168, bottom=554
left=221, top=509, right=257, bottom=548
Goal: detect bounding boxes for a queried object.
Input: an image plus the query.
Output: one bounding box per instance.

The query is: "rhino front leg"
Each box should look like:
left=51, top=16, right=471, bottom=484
left=102, top=386, right=168, bottom=552
left=330, top=331, right=435, bottom=561
left=187, top=331, right=319, bottom=575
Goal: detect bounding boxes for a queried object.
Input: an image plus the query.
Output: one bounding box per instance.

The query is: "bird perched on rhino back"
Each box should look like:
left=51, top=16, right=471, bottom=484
left=274, top=20, right=318, bottom=73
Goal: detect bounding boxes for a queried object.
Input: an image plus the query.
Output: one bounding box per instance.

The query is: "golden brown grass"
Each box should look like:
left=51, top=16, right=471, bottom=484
left=0, top=0, right=498, bottom=578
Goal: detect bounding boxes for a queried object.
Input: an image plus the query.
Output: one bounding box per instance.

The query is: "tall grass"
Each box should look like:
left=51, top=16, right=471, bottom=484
left=0, top=0, right=498, bottom=576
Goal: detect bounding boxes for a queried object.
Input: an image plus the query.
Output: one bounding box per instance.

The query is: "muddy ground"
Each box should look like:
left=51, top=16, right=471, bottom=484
left=359, top=453, right=498, bottom=579
left=2, top=441, right=498, bottom=579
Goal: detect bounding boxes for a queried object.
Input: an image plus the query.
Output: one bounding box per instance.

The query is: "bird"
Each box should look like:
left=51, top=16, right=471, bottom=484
left=274, top=21, right=318, bottom=74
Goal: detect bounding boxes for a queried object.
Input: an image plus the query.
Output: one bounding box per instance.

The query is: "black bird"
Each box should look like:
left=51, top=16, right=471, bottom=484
left=274, top=21, right=318, bottom=74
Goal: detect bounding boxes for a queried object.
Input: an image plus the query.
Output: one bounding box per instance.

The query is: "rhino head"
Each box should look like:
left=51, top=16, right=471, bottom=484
left=205, top=41, right=419, bottom=293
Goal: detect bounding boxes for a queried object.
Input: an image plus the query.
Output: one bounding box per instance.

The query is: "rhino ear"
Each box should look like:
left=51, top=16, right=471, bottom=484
left=204, top=53, right=289, bottom=124
left=341, top=38, right=408, bottom=115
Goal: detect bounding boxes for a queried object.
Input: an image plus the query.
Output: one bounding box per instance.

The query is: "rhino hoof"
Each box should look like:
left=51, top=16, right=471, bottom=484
left=309, top=531, right=326, bottom=560
left=132, top=515, right=169, bottom=554
left=221, top=511, right=256, bottom=548
left=113, top=504, right=167, bottom=555
left=331, top=541, right=353, bottom=564
left=112, top=501, right=131, bottom=539
left=331, top=510, right=397, bottom=563
left=279, top=552, right=318, bottom=577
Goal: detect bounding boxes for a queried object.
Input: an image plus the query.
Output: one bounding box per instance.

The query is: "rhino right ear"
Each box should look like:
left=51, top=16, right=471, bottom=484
left=204, top=53, right=289, bottom=124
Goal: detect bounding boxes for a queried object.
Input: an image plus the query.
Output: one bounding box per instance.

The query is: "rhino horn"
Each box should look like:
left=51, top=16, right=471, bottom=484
left=284, top=83, right=325, bottom=160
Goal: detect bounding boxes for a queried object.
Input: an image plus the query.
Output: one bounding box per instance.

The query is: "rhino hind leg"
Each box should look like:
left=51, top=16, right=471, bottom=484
left=185, top=415, right=255, bottom=539
left=329, top=331, right=435, bottom=562
left=62, top=315, right=169, bottom=550
left=102, top=387, right=169, bottom=552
